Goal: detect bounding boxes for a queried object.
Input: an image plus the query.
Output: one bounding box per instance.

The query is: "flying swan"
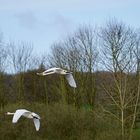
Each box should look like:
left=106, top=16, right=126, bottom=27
left=37, top=67, right=77, bottom=88
left=6, top=109, right=41, bottom=131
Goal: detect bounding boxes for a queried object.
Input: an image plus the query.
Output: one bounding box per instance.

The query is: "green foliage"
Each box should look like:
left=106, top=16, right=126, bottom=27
left=94, top=115, right=121, bottom=140
left=133, top=128, right=140, bottom=140
left=1, top=102, right=136, bottom=140
left=0, top=103, right=96, bottom=140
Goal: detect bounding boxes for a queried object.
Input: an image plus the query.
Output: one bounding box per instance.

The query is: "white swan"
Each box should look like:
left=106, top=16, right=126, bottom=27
left=6, top=109, right=41, bottom=131
left=37, top=67, right=77, bottom=88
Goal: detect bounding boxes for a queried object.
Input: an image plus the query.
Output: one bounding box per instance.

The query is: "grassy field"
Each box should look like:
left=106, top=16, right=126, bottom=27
left=0, top=102, right=139, bottom=140
left=133, top=128, right=140, bottom=140
left=0, top=103, right=96, bottom=140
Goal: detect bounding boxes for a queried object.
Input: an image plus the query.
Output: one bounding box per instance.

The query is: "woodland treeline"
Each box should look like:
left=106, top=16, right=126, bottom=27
left=0, top=19, right=140, bottom=140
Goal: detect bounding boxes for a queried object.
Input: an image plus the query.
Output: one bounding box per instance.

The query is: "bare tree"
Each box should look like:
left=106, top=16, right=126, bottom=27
left=128, top=30, right=140, bottom=140
left=7, top=42, right=33, bottom=73
left=7, top=42, right=33, bottom=102
left=100, top=19, right=139, bottom=140
left=74, top=26, right=98, bottom=106
left=47, top=25, right=98, bottom=106
left=0, top=33, right=8, bottom=110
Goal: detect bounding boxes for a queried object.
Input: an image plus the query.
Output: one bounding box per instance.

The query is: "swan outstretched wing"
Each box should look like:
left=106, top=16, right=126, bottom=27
left=33, top=118, right=40, bottom=131
left=32, top=112, right=40, bottom=119
left=37, top=68, right=57, bottom=76
left=37, top=67, right=77, bottom=88
left=65, top=74, right=77, bottom=88
left=12, top=109, right=29, bottom=123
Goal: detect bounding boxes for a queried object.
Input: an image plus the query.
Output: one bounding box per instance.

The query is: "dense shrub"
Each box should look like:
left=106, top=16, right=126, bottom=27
left=0, top=103, right=96, bottom=140
left=1, top=102, right=140, bottom=140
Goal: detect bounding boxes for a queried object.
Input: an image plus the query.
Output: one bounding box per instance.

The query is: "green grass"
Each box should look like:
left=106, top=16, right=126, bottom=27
left=1, top=102, right=138, bottom=140
left=0, top=102, right=96, bottom=140
left=133, top=128, right=140, bottom=140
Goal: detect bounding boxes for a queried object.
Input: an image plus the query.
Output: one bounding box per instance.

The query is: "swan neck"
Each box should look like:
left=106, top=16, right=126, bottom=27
left=7, top=112, right=15, bottom=115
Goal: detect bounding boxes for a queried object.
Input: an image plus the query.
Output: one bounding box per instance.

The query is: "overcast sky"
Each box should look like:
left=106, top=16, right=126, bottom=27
left=0, top=0, right=140, bottom=54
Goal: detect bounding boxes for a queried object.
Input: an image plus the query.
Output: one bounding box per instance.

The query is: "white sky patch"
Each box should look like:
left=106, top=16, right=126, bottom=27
left=0, top=0, right=140, bottom=54
left=15, top=11, right=39, bottom=30
left=46, top=13, right=73, bottom=34
left=0, top=0, right=138, bottom=12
